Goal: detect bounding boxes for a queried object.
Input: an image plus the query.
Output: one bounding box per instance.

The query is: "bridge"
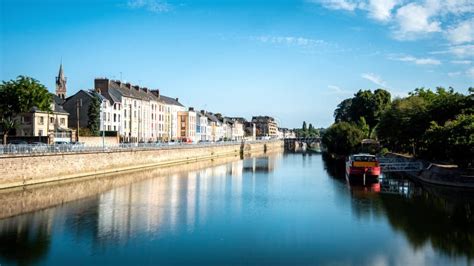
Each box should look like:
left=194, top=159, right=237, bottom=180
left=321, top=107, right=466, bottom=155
left=284, top=137, right=321, bottom=152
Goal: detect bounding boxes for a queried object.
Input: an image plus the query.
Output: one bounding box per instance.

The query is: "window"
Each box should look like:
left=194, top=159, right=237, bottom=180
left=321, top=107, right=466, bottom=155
left=118, top=115, right=121, bottom=122
left=60, top=118, right=65, bottom=125
left=124, top=121, right=127, bottom=129
left=39, top=117, right=44, bottom=125
left=38, top=130, right=43, bottom=136
left=124, top=109, right=127, bottom=117
left=50, top=117, right=54, bottom=124
left=114, top=114, right=116, bottom=122
left=134, top=111, right=136, bottom=118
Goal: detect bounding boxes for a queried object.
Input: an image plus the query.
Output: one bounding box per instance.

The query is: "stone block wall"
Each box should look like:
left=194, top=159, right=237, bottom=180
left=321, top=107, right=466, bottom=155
left=0, top=140, right=283, bottom=189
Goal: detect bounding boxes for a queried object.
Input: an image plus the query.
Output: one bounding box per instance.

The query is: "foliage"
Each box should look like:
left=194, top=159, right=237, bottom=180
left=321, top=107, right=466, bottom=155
left=87, top=92, right=101, bottom=136
left=422, top=114, right=474, bottom=167
left=0, top=76, right=52, bottom=143
left=321, top=122, right=365, bottom=156
left=295, top=121, right=319, bottom=137
left=334, top=89, right=391, bottom=137
left=377, top=95, right=430, bottom=155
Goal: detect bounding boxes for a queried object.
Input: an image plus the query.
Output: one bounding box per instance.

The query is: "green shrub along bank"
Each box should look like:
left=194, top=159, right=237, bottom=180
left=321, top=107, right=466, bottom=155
left=322, top=87, right=473, bottom=168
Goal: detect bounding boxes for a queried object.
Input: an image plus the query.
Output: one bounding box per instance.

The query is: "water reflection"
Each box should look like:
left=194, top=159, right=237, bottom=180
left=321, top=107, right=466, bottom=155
left=0, top=152, right=472, bottom=265
left=0, top=211, right=52, bottom=265
left=322, top=155, right=474, bottom=260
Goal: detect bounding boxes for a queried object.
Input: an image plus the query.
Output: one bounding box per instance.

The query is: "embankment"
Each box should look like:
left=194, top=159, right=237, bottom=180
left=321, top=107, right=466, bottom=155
left=386, top=153, right=474, bottom=188
left=0, top=140, right=283, bottom=190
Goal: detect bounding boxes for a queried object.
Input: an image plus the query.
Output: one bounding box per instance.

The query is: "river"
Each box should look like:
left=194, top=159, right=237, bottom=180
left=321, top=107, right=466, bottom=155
left=0, top=152, right=473, bottom=265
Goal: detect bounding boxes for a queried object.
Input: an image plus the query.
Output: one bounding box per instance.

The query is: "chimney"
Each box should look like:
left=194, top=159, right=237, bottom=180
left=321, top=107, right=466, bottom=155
left=143, top=87, right=149, bottom=93
left=94, top=78, right=109, bottom=95
left=175, top=98, right=179, bottom=102
left=151, top=89, right=160, bottom=97
left=189, top=107, right=194, bottom=111
left=201, top=110, right=205, bottom=114
left=125, top=83, right=131, bottom=89
left=115, top=80, right=121, bottom=87
left=133, top=85, right=139, bottom=91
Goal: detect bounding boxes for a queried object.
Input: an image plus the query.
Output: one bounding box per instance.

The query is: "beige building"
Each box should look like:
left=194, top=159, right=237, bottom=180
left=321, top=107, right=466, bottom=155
left=15, top=101, right=71, bottom=142
left=251, top=116, right=278, bottom=138
left=177, top=108, right=197, bottom=142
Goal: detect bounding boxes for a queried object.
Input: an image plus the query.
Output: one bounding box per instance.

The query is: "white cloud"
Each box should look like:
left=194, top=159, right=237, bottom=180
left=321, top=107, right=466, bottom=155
left=310, top=0, right=474, bottom=43
left=390, top=55, right=441, bottom=65
left=327, top=85, right=352, bottom=94
left=361, top=73, right=387, bottom=87
left=255, top=36, right=327, bottom=47
left=309, top=0, right=359, bottom=11
left=448, top=44, right=474, bottom=58
left=127, top=0, right=171, bottom=13
left=366, top=0, right=399, bottom=22
left=445, top=18, right=474, bottom=44
left=448, top=71, right=462, bottom=77
left=467, top=67, right=474, bottom=78
left=451, top=60, right=472, bottom=64
left=393, top=3, right=441, bottom=40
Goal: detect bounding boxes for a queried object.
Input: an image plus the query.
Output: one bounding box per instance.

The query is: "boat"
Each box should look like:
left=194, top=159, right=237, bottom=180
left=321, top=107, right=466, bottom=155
left=346, top=153, right=381, bottom=181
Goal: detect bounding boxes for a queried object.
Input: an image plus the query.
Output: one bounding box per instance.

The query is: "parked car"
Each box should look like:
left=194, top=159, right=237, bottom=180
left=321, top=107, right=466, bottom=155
left=31, top=142, right=49, bottom=153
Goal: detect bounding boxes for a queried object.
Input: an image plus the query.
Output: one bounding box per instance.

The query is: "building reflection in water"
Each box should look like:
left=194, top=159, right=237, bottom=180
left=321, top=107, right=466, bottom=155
left=95, top=154, right=277, bottom=244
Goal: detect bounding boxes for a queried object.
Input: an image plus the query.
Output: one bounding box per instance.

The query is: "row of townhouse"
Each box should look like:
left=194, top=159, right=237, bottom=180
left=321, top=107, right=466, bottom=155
left=63, top=78, right=250, bottom=143
left=3, top=65, right=295, bottom=144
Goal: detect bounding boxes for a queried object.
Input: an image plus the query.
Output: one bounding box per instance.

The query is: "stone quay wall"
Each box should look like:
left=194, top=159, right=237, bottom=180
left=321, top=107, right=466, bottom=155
left=0, top=140, right=283, bottom=190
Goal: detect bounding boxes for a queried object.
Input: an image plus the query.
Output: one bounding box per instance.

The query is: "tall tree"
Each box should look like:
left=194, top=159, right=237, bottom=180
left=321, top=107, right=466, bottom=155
left=87, top=92, right=101, bottom=136
left=0, top=76, right=52, bottom=143
left=302, top=121, right=307, bottom=131
left=334, top=98, right=352, bottom=122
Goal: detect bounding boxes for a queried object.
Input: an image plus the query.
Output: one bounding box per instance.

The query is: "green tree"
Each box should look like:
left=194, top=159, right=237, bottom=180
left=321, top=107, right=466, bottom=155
left=422, top=114, right=474, bottom=167
left=302, top=121, right=307, bottom=131
left=0, top=76, right=52, bottom=143
left=333, top=89, right=391, bottom=138
left=322, top=122, right=365, bottom=156
left=377, top=95, right=430, bottom=155
left=334, top=98, right=352, bottom=122
left=87, top=92, right=101, bottom=136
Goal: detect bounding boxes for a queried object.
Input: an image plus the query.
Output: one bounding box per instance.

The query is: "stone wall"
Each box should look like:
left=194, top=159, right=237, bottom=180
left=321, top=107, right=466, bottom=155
left=0, top=140, right=283, bottom=190
left=79, top=136, right=119, bottom=146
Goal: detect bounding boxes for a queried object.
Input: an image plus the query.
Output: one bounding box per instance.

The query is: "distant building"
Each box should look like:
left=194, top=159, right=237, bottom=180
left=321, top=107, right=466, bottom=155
left=14, top=101, right=71, bottom=143
left=55, top=63, right=67, bottom=100
left=177, top=107, right=197, bottom=142
left=160, top=96, right=186, bottom=141
left=204, top=112, right=223, bottom=141
left=279, top=128, right=296, bottom=139
left=196, top=111, right=209, bottom=141
left=251, top=116, right=278, bottom=137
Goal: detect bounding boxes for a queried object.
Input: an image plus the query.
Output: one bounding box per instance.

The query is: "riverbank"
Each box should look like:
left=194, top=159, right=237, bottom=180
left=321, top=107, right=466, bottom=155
left=385, top=153, right=474, bottom=188
left=0, top=140, right=283, bottom=190
left=0, top=150, right=282, bottom=219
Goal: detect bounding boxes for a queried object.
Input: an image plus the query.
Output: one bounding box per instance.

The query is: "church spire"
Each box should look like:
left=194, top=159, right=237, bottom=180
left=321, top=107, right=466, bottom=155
left=56, top=63, right=67, bottom=100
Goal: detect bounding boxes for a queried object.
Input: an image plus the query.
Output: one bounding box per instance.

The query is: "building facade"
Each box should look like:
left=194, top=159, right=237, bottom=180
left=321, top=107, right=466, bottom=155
left=251, top=116, right=278, bottom=138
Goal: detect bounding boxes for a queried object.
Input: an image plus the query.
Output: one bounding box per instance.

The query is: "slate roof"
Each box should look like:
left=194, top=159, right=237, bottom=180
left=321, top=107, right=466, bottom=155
left=97, top=79, right=185, bottom=107
left=159, top=95, right=185, bottom=107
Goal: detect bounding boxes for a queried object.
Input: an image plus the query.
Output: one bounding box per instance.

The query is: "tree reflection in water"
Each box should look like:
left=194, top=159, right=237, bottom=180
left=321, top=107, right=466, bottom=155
left=0, top=211, right=52, bottom=265
left=322, top=154, right=474, bottom=260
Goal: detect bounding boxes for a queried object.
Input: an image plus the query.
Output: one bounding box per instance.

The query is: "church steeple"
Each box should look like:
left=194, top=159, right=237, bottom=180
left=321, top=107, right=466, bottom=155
left=56, top=63, right=67, bottom=100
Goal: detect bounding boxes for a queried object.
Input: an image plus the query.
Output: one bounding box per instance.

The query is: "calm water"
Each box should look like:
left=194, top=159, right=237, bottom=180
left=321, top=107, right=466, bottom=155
left=1, top=152, right=473, bottom=265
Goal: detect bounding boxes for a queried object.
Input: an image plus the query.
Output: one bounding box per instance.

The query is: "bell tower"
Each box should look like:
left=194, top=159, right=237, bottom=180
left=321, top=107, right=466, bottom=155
left=56, top=63, right=67, bottom=99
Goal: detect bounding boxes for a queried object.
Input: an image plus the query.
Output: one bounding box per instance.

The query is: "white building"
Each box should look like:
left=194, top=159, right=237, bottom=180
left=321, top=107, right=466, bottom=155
left=160, top=96, right=186, bottom=141
left=95, top=78, right=185, bottom=142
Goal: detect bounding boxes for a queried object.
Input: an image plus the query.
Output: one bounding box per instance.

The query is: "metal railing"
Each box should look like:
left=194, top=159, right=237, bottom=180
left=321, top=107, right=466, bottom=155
left=0, top=139, right=278, bottom=157
left=378, top=157, right=423, bottom=172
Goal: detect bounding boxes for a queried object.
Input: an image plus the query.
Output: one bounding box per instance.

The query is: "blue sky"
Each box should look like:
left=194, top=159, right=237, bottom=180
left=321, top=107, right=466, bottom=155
left=1, top=0, right=473, bottom=128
